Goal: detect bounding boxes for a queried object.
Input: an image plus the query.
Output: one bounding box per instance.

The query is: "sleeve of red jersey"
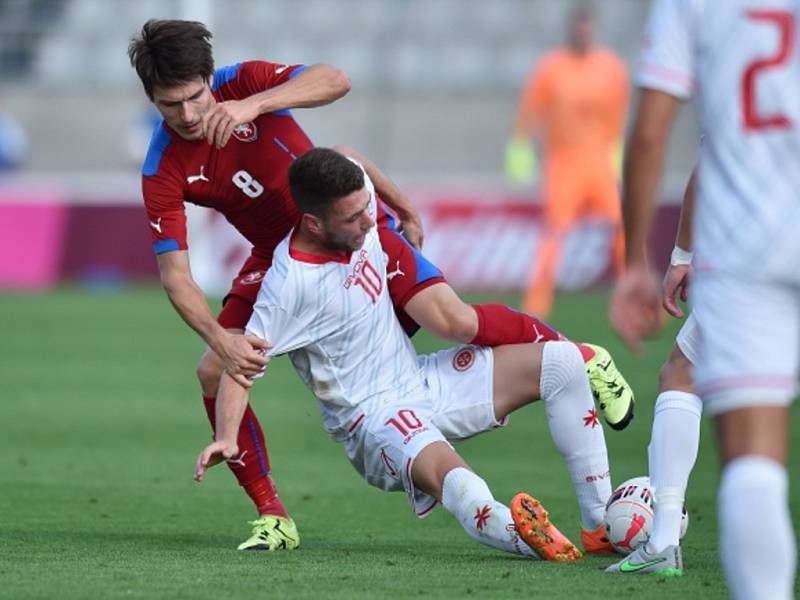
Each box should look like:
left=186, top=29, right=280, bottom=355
left=142, top=173, right=189, bottom=254
left=230, top=60, right=308, bottom=97
left=636, top=0, right=695, bottom=99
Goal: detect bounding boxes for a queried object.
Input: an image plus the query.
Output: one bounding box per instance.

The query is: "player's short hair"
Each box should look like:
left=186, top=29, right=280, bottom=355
left=128, top=19, right=215, bottom=101
left=289, top=148, right=365, bottom=218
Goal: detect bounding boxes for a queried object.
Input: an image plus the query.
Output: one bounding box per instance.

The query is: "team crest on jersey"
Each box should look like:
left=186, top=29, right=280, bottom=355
left=452, top=347, right=475, bottom=372
left=239, top=271, right=265, bottom=285
left=232, top=122, right=258, bottom=142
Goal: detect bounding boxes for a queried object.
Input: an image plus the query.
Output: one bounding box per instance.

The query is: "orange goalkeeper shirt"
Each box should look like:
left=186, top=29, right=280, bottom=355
left=516, top=47, right=629, bottom=162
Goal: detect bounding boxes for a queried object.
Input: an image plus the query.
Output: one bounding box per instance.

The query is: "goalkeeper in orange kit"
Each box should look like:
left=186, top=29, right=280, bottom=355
left=507, top=4, right=629, bottom=318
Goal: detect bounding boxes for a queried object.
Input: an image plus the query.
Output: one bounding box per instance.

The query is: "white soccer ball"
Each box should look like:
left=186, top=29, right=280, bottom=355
left=604, top=476, right=689, bottom=555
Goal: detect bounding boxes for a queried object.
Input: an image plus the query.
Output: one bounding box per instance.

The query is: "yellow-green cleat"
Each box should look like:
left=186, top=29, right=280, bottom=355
left=584, top=344, right=635, bottom=431
left=237, top=515, right=300, bottom=551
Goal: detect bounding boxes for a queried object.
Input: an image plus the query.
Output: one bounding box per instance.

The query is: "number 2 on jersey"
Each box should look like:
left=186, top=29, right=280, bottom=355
left=232, top=169, right=264, bottom=198
left=741, top=10, right=795, bottom=130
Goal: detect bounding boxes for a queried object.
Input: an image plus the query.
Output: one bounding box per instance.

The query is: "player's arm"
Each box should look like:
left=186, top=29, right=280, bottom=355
left=662, top=168, right=696, bottom=318
left=333, top=144, right=425, bottom=249
left=506, top=64, right=547, bottom=184
left=609, top=88, right=682, bottom=351
left=205, top=63, right=351, bottom=148
left=194, top=371, right=250, bottom=482
left=157, top=250, right=269, bottom=387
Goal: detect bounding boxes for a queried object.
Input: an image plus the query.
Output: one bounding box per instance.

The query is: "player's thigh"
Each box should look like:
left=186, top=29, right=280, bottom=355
left=713, top=405, right=790, bottom=465
left=424, top=346, right=510, bottom=439
left=491, top=343, right=543, bottom=420
left=217, top=253, right=271, bottom=329
left=692, top=271, right=799, bottom=416
left=344, top=400, right=449, bottom=517
left=586, top=170, right=622, bottom=222
left=542, top=159, right=583, bottom=229
left=659, top=314, right=697, bottom=392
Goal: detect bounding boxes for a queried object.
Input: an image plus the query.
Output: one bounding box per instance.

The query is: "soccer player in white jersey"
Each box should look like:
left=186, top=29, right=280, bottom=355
left=608, top=171, right=701, bottom=576
left=195, top=148, right=616, bottom=561
left=609, top=1, right=799, bottom=597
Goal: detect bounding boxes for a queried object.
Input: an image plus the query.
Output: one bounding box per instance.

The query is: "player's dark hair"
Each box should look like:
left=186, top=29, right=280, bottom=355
left=128, top=19, right=215, bottom=101
left=289, top=148, right=365, bottom=218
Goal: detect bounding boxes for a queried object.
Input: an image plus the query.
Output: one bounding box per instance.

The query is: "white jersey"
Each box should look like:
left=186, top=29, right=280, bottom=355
left=245, top=166, right=426, bottom=439
left=638, top=0, right=800, bottom=279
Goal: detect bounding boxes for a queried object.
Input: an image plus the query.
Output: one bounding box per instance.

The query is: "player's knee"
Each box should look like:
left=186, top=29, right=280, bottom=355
left=658, top=347, right=693, bottom=392
left=196, top=351, right=224, bottom=395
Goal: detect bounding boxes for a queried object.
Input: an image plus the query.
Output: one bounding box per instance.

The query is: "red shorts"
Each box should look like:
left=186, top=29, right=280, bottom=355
left=217, top=230, right=446, bottom=334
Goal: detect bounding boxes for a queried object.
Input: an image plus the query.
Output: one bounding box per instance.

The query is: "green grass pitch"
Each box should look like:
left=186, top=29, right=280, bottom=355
left=1, top=286, right=797, bottom=599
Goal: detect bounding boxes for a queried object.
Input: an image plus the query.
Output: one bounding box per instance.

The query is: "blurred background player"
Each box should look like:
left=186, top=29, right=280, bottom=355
left=506, top=2, right=629, bottom=318
left=610, top=1, right=798, bottom=596
left=195, top=148, right=615, bottom=561
left=607, top=170, right=700, bottom=576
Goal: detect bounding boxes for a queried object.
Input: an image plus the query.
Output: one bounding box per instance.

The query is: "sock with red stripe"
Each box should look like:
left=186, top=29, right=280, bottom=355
left=470, top=304, right=564, bottom=346
left=202, top=395, right=289, bottom=518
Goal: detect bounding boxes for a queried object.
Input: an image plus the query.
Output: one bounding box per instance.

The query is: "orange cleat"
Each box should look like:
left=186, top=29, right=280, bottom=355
left=580, top=523, right=615, bottom=554
left=511, top=492, right=583, bottom=561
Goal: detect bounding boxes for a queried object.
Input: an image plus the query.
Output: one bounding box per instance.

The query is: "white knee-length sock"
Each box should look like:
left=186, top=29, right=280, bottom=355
left=441, top=467, right=536, bottom=557
left=540, top=341, right=612, bottom=530
left=719, top=456, right=796, bottom=600
left=647, top=390, right=702, bottom=552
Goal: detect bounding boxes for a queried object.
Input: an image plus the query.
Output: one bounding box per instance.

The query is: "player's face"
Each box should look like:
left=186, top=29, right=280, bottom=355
left=319, top=187, right=375, bottom=253
left=152, top=77, right=215, bottom=141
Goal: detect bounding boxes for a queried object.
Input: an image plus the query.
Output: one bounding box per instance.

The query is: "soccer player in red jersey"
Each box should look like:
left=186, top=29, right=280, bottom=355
left=129, top=19, right=633, bottom=551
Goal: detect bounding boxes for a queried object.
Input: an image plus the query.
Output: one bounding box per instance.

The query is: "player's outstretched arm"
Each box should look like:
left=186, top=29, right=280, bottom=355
left=194, top=372, right=250, bottom=482
left=333, top=144, right=425, bottom=249
left=204, top=64, right=351, bottom=149
left=662, top=169, right=696, bottom=318
left=157, top=250, right=269, bottom=387
left=609, top=88, right=681, bottom=351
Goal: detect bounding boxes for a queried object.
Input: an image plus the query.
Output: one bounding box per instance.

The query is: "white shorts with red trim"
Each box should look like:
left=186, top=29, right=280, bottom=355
left=692, top=269, right=799, bottom=416
left=675, top=312, right=700, bottom=366
left=342, top=345, right=502, bottom=517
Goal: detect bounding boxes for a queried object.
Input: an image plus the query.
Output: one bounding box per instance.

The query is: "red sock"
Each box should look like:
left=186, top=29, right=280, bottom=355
left=202, top=396, right=289, bottom=518
left=470, top=304, right=564, bottom=346
left=574, top=343, right=596, bottom=363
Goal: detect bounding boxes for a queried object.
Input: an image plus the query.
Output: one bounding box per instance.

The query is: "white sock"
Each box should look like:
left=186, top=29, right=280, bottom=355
left=647, top=390, right=702, bottom=552
left=540, top=342, right=611, bottom=530
left=719, top=456, right=796, bottom=600
left=441, top=467, right=537, bottom=557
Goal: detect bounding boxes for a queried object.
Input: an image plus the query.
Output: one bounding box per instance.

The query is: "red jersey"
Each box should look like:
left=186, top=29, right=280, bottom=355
left=141, top=60, right=312, bottom=260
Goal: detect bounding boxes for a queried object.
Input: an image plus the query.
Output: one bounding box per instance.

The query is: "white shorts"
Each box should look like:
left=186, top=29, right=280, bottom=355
left=675, top=312, right=700, bottom=365
left=691, top=270, right=799, bottom=415
left=342, top=345, right=503, bottom=517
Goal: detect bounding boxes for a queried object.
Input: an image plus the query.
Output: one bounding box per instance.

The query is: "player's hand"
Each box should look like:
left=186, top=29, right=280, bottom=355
left=400, top=212, right=425, bottom=250
left=194, top=440, right=239, bottom=482
left=609, top=265, right=665, bottom=353
left=662, top=263, right=691, bottom=318
left=217, top=332, right=271, bottom=388
left=203, top=98, right=260, bottom=149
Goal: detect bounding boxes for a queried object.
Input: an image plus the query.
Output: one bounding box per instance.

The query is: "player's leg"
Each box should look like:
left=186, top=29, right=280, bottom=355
left=606, top=328, right=700, bottom=575
left=380, top=227, right=634, bottom=429
left=522, top=156, right=579, bottom=318
left=196, top=259, right=298, bottom=550
left=647, top=324, right=701, bottom=555
left=494, top=341, right=613, bottom=541
left=693, top=273, right=796, bottom=599
left=411, top=441, right=579, bottom=560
